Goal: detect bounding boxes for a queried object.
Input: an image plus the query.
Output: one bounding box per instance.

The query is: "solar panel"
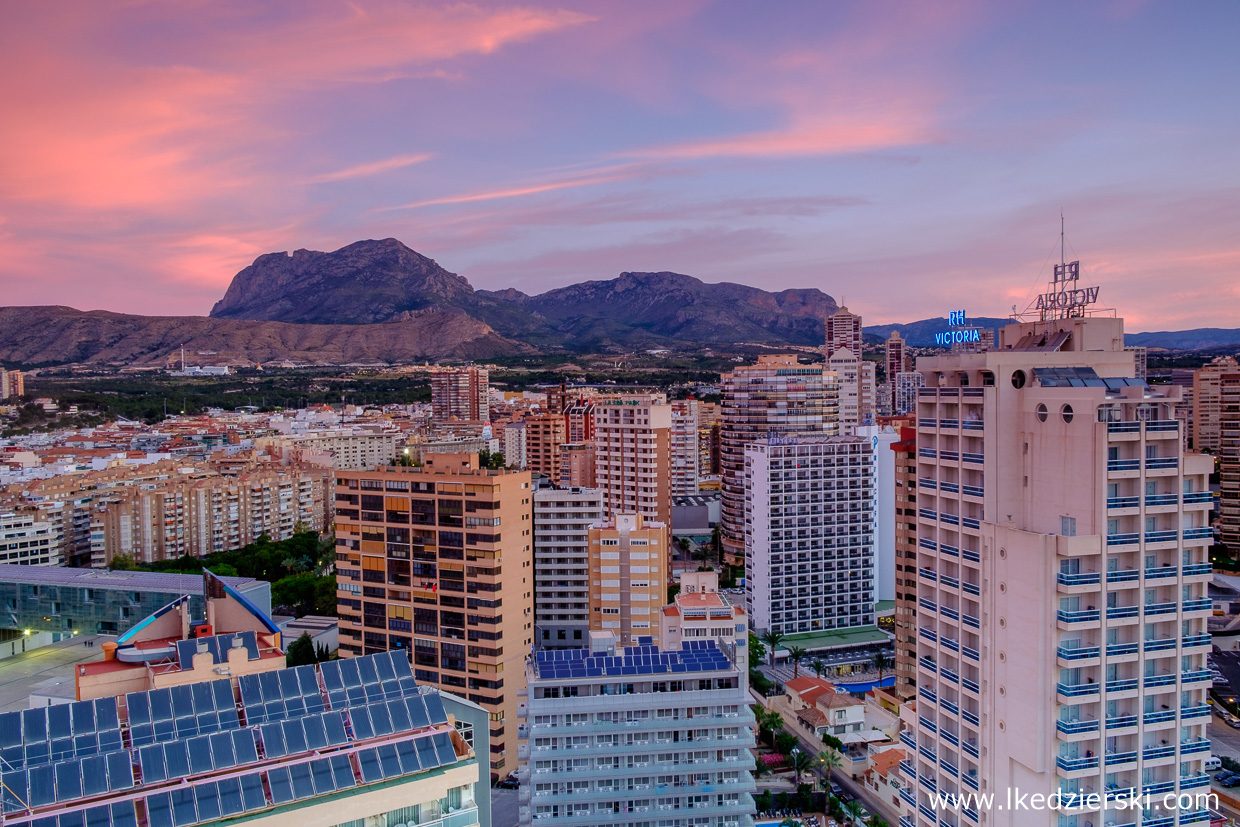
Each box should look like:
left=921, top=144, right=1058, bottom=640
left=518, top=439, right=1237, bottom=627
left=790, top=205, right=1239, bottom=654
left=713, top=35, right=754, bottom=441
left=323, top=711, right=348, bottom=746
left=138, top=745, right=166, bottom=784
left=232, top=728, right=259, bottom=764
left=106, top=750, right=132, bottom=791
left=162, top=741, right=190, bottom=779
left=169, top=785, right=197, bottom=827
left=239, top=773, right=267, bottom=811
left=80, top=754, right=108, bottom=797
left=55, top=759, right=83, bottom=801
left=431, top=732, right=457, bottom=766
left=350, top=707, right=374, bottom=741
left=328, top=753, right=355, bottom=790
left=423, top=692, right=447, bottom=725
left=289, top=763, right=315, bottom=799
left=265, top=767, right=294, bottom=805
left=302, top=715, right=328, bottom=750
left=414, top=737, right=438, bottom=770
left=259, top=724, right=286, bottom=759
left=375, top=744, right=401, bottom=779
left=2, top=769, right=27, bottom=813
left=84, top=805, right=109, bottom=827
left=193, top=782, right=222, bottom=823
left=394, top=740, right=420, bottom=774
left=145, top=792, right=173, bottom=827
left=309, top=758, right=335, bottom=795
left=281, top=720, right=307, bottom=755
left=57, top=809, right=84, bottom=827
left=186, top=736, right=214, bottom=774
left=216, top=777, right=244, bottom=818
left=111, top=801, right=137, bottom=827
left=208, top=732, right=236, bottom=770
left=356, top=748, right=382, bottom=783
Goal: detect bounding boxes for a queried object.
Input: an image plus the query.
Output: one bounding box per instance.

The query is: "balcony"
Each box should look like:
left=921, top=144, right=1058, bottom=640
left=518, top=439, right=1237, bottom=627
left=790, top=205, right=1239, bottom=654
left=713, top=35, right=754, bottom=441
left=1106, top=605, right=1139, bottom=620
left=1142, top=674, right=1177, bottom=688
left=1107, top=496, right=1140, bottom=510
left=1057, top=608, right=1101, bottom=625
left=1104, top=750, right=1138, bottom=767
left=1057, top=571, right=1101, bottom=587
left=961, top=452, right=984, bottom=465
left=1182, top=669, right=1213, bottom=684
left=1182, top=491, right=1214, bottom=505
left=1145, top=493, right=1179, bottom=507
left=1182, top=564, right=1212, bottom=577
left=1142, top=638, right=1176, bottom=652
left=1107, top=421, right=1141, bottom=434
left=1146, top=457, right=1178, bottom=471
left=1143, top=565, right=1178, bottom=580
left=1056, top=755, right=1099, bottom=773
left=1056, top=645, right=1101, bottom=661
left=1106, top=714, right=1139, bottom=730
left=1107, top=459, right=1141, bottom=472
left=1144, top=602, right=1177, bottom=616
left=1107, top=641, right=1139, bottom=657
left=1105, top=678, right=1139, bottom=693
left=1145, top=530, right=1179, bottom=544
left=1183, top=598, right=1213, bottom=612
left=1183, top=528, right=1215, bottom=541
left=1142, top=745, right=1176, bottom=761
left=1056, top=719, right=1100, bottom=735
left=1106, top=568, right=1140, bottom=583
left=1106, top=533, right=1140, bottom=546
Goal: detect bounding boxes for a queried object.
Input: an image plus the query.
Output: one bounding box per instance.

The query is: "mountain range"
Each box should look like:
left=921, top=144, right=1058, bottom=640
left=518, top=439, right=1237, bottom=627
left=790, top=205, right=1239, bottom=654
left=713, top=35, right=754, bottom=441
left=1, top=238, right=1234, bottom=367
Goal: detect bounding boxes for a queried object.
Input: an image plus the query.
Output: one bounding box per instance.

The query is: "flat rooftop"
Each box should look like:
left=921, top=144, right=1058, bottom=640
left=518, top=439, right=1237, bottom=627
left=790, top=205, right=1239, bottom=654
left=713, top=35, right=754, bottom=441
left=780, top=626, right=892, bottom=651
left=0, top=565, right=261, bottom=594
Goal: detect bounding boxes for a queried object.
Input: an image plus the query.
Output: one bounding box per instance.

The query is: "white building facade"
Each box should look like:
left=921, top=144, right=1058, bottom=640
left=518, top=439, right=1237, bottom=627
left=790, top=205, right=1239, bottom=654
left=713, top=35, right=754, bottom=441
left=744, top=434, right=876, bottom=635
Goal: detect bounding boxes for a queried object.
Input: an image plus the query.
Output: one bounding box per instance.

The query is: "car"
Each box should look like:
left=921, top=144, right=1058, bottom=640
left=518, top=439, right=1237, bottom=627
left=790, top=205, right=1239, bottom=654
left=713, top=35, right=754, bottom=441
left=1223, top=776, right=1240, bottom=788
left=830, top=782, right=843, bottom=796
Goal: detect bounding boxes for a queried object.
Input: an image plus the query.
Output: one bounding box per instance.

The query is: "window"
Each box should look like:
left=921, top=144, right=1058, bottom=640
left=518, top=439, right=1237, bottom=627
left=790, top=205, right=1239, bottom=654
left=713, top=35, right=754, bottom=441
left=1060, top=516, right=1077, bottom=537
left=1036, top=404, right=1048, bottom=422
left=1061, top=404, right=1074, bottom=424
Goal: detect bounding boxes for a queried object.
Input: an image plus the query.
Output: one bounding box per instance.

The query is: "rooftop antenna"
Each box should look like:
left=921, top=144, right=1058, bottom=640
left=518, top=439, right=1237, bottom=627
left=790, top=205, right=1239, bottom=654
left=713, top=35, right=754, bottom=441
left=1060, top=209, right=1065, bottom=269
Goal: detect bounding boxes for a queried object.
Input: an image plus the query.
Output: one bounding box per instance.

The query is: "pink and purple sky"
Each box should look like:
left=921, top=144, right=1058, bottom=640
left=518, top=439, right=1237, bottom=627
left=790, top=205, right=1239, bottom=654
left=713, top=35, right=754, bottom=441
left=1, top=0, right=1237, bottom=330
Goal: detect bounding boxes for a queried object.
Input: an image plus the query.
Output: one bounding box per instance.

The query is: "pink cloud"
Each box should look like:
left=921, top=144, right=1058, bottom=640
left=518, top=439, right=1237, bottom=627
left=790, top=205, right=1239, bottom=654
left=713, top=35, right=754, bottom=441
left=310, top=154, right=434, bottom=183
left=374, top=164, right=650, bottom=211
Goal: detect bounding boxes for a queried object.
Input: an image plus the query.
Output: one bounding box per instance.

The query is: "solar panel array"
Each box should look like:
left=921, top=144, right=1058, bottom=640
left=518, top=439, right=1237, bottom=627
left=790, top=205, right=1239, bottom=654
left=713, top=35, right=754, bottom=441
left=174, top=631, right=259, bottom=671
left=2, top=651, right=458, bottom=827
left=534, top=639, right=733, bottom=680
left=0, top=699, right=123, bottom=771
left=126, top=679, right=238, bottom=746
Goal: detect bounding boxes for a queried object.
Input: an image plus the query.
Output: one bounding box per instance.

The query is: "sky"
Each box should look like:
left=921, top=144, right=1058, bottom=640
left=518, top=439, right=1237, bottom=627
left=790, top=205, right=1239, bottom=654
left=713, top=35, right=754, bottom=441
left=1, top=0, right=1237, bottom=331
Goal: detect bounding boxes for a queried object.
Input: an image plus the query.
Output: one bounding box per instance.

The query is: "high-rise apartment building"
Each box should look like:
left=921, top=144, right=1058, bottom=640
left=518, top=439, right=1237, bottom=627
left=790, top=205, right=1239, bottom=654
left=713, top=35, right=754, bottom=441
left=333, top=454, right=534, bottom=780
left=504, top=421, right=528, bottom=469
left=894, top=371, right=926, bottom=415
left=826, top=305, right=863, bottom=359
left=859, top=424, right=902, bottom=603
left=558, top=443, right=596, bottom=488
left=719, top=355, right=833, bottom=563
left=593, top=395, right=673, bottom=526
left=588, top=512, right=668, bottom=646
left=533, top=486, right=604, bottom=649
left=829, top=347, right=876, bottom=434
left=670, top=398, right=702, bottom=496
left=1191, top=355, right=1239, bottom=452
left=90, top=463, right=329, bottom=566
left=886, top=331, right=909, bottom=383
left=1, top=368, right=24, bottom=399
left=564, top=401, right=596, bottom=444
left=257, top=429, right=401, bottom=469
left=901, top=312, right=1215, bottom=827
left=1169, top=368, right=1195, bottom=451
left=743, top=434, right=875, bottom=635
left=1220, top=371, right=1240, bottom=552
left=524, top=413, right=567, bottom=478
left=1124, top=345, right=1148, bottom=380
left=516, top=634, right=757, bottom=827
left=890, top=426, right=919, bottom=698
left=0, top=510, right=55, bottom=565
left=659, top=570, right=748, bottom=672
left=432, top=367, right=489, bottom=424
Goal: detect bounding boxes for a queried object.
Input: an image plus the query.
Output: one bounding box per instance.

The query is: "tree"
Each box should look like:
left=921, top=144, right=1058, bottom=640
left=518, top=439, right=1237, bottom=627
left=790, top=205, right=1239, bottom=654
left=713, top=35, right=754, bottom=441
left=843, top=799, right=864, bottom=826
left=809, top=659, right=827, bottom=679
left=819, top=748, right=843, bottom=791
left=759, top=629, right=785, bottom=669
left=873, top=651, right=893, bottom=687
left=790, top=750, right=815, bottom=785
left=774, top=731, right=798, bottom=755
left=755, top=706, right=784, bottom=748
left=749, top=632, right=766, bottom=667
left=109, top=551, right=137, bottom=571
left=710, top=524, right=723, bottom=564
left=755, top=790, right=773, bottom=814
left=285, top=632, right=317, bottom=667
left=787, top=646, right=807, bottom=678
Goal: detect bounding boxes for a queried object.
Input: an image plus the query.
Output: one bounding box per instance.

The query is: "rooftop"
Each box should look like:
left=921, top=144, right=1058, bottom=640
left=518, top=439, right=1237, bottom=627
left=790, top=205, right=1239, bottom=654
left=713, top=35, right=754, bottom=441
left=0, top=565, right=260, bottom=595
left=532, top=639, right=736, bottom=681
left=778, top=625, right=891, bottom=651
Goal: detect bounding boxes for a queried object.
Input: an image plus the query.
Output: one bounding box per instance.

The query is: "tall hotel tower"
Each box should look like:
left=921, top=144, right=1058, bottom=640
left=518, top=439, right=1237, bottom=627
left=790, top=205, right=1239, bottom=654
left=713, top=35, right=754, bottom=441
left=900, top=275, right=1214, bottom=827
left=719, top=355, right=833, bottom=563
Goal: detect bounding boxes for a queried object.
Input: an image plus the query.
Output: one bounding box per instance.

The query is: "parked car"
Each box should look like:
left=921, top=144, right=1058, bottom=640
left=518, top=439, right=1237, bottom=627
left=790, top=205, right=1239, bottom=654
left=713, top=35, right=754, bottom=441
left=495, top=775, right=519, bottom=789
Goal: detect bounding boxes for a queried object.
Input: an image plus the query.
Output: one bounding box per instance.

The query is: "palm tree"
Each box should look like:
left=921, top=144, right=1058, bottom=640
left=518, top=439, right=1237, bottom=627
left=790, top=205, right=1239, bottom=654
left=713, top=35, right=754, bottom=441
left=790, top=750, right=815, bottom=785
left=809, top=659, right=827, bottom=679
left=759, top=629, right=786, bottom=669
left=819, top=748, right=843, bottom=792
left=843, top=799, right=864, bottom=826
left=787, top=646, right=807, bottom=678
left=756, top=707, right=784, bottom=748
left=873, top=651, right=893, bottom=687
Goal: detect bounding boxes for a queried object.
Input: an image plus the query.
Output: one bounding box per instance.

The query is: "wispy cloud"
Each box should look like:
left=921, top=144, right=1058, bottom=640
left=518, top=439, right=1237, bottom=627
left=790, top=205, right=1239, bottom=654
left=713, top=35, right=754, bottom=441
left=310, top=153, right=433, bottom=183
left=374, top=164, right=648, bottom=211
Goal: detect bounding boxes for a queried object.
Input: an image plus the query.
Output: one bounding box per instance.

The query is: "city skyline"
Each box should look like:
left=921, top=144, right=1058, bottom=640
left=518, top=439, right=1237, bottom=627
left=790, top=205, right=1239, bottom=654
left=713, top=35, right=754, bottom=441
left=1, top=1, right=1237, bottom=331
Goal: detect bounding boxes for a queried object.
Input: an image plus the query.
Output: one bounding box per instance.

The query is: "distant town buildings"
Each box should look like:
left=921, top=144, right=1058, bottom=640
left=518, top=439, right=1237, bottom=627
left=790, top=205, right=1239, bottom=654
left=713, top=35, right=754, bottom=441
left=829, top=346, right=876, bottom=434
left=431, top=366, right=489, bottom=425
left=1191, top=355, right=1239, bottom=452
left=1, top=367, right=24, bottom=399
left=825, top=305, right=863, bottom=359
left=885, top=331, right=909, bottom=384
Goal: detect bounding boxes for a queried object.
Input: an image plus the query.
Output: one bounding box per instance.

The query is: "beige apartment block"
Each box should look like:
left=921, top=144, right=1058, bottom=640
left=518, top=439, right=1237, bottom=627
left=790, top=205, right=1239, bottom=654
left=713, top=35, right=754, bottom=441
left=333, top=453, right=534, bottom=780
left=1191, top=355, right=1239, bottom=452
left=670, top=398, right=702, bottom=496
left=588, top=512, right=668, bottom=646
left=1221, top=370, right=1240, bottom=552
left=523, top=412, right=566, bottom=478
left=901, top=312, right=1215, bottom=827
left=826, top=305, right=863, bottom=359
left=593, top=394, right=673, bottom=526
left=557, top=442, right=596, bottom=488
